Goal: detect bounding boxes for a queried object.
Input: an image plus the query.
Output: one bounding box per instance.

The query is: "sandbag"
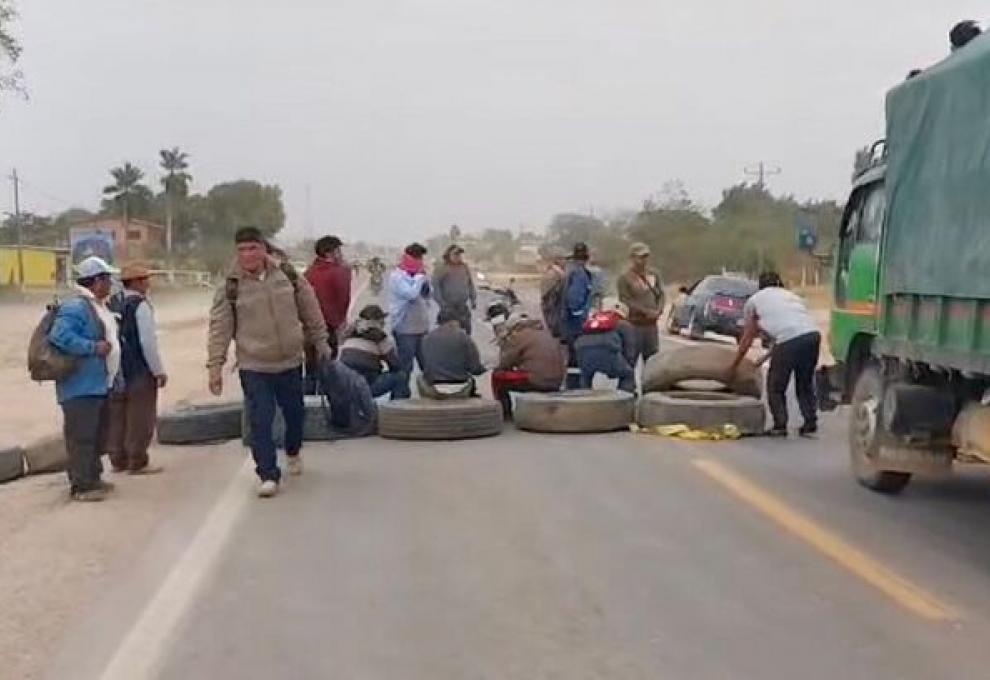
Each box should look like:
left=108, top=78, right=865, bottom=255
left=642, top=345, right=762, bottom=398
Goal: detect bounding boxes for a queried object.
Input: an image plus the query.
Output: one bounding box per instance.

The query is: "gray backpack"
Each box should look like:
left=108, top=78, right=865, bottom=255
left=27, top=298, right=100, bottom=382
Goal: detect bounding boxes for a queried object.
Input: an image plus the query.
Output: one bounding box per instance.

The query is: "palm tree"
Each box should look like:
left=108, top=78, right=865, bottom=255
left=103, top=162, right=151, bottom=226
left=159, top=147, right=191, bottom=254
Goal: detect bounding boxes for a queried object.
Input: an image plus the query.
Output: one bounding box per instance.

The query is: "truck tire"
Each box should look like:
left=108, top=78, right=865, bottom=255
left=849, top=364, right=912, bottom=494
left=642, top=345, right=762, bottom=398
left=157, top=401, right=244, bottom=446
left=0, top=445, right=24, bottom=483
left=637, top=391, right=766, bottom=434
left=514, top=390, right=635, bottom=433
left=241, top=396, right=336, bottom=448
left=378, top=399, right=503, bottom=441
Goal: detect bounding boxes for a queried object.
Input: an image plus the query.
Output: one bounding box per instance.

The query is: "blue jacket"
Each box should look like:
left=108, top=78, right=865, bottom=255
left=387, top=269, right=431, bottom=335
left=562, top=262, right=593, bottom=340
left=48, top=298, right=109, bottom=404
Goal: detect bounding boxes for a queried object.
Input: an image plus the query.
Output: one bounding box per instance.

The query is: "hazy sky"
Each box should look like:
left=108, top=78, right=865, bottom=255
left=0, top=1, right=984, bottom=244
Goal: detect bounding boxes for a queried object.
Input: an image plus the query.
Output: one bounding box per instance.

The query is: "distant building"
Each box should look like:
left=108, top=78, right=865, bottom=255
left=0, top=245, right=70, bottom=288
left=69, top=217, right=165, bottom=265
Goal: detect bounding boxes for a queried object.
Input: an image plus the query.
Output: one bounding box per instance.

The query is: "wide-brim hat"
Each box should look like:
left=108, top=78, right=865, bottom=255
left=120, top=262, right=152, bottom=281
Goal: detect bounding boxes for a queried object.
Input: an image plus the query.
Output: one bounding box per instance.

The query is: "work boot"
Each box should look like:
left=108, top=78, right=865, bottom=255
left=765, top=427, right=788, bottom=438
left=287, top=455, right=303, bottom=477
left=71, top=488, right=108, bottom=503
left=129, top=464, right=164, bottom=476
left=257, top=480, right=279, bottom=498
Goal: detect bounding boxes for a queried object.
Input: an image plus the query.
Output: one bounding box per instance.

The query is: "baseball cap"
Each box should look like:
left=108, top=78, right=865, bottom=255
left=75, top=256, right=118, bottom=279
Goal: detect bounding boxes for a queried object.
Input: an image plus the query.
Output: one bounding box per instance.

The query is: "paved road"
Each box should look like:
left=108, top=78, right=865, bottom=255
left=46, top=327, right=990, bottom=679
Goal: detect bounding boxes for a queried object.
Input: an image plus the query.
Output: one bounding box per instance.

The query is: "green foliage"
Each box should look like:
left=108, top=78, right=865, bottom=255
left=101, top=162, right=155, bottom=221
left=0, top=1, right=24, bottom=101
left=160, top=147, right=191, bottom=198
left=190, top=181, right=286, bottom=272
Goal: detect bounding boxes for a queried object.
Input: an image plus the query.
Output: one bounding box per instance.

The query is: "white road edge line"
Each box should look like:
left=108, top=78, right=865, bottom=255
left=99, top=457, right=255, bottom=680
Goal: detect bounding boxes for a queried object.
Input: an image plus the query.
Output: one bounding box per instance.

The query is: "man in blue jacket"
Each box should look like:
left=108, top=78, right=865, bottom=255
left=49, top=256, right=121, bottom=502
left=561, top=242, right=594, bottom=388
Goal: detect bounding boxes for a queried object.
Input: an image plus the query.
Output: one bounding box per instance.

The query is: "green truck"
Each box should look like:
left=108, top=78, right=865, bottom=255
left=826, top=37, right=990, bottom=493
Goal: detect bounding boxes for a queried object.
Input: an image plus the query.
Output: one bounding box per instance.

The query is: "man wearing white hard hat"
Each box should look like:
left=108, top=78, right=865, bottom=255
left=47, top=256, right=121, bottom=502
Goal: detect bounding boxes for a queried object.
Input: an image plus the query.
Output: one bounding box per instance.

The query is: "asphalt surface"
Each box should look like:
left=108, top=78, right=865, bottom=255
left=45, top=324, right=990, bottom=680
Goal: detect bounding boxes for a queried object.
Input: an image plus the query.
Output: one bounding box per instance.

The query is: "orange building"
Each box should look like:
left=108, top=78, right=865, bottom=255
left=69, top=218, right=166, bottom=265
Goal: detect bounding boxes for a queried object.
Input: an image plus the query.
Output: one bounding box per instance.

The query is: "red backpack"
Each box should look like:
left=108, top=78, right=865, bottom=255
left=582, top=310, right=621, bottom=333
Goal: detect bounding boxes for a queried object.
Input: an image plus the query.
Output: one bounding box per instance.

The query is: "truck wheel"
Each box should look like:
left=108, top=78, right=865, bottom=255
left=849, top=365, right=912, bottom=494
left=157, top=401, right=244, bottom=445
left=378, top=399, right=503, bottom=441
left=514, top=390, right=635, bottom=433
left=637, top=392, right=766, bottom=434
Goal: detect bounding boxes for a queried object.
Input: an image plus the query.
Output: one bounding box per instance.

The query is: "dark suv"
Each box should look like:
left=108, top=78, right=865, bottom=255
left=667, top=275, right=758, bottom=341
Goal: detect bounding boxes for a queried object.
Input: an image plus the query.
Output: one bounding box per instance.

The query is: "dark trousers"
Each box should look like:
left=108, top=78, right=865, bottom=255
left=62, top=396, right=108, bottom=494
left=438, top=304, right=473, bottom=335
left=395, top=333, right=426, bottom=398
left=577, top=347, right=637, bottom=394
left=240, top=367, right=305, bottom=482
left=631, top=323, right=660, bottom=363
left=767, top=331, right=821, bottom=430
left=564, top=337, right=582, bottom=389
left=106, top=373, right=158, bottom=471
left=369, top=370, right=411, bottom=399
left=304, top=325, right=339, bottom=394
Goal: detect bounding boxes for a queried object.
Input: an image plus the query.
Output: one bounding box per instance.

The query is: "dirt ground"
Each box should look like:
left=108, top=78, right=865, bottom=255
left=0, top=287, right=241, bottom=680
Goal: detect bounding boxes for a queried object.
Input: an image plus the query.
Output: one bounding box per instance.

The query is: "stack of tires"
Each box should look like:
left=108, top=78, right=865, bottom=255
left=637, top=345, right=766, bottom=434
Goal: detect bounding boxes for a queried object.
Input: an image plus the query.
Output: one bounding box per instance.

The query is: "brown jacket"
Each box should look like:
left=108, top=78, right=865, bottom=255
left=497, top=321, right=565, bottom=389
left=208, top=260, right=329, bottom=374
left=617, top=267, right=665, bottom=326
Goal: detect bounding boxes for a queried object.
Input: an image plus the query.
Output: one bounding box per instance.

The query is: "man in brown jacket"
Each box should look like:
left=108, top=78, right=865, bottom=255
left=207, top=227, right=331, bottom=498
left=491, top=315, right=565, bottom=418
left=617, top=242, right=665, bottom=365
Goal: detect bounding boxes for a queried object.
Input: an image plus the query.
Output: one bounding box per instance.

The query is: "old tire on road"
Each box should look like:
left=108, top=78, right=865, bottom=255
left=637, top=391, right=766, bottom=434
left=157, top=401, right=244, bottom=445
left=514, top=389, right=636, bottom=434
left=642, top=344, right=763, bottom=398
left=378, top=398, right=503, bottom=441
left=849, top=364, right=912, bottom=494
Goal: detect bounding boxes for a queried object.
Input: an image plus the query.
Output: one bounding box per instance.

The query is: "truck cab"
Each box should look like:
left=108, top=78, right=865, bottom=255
left=828, top=142, right=886, bottom=401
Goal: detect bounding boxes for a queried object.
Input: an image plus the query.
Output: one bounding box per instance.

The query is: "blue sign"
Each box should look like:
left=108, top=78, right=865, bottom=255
left=795, top=214, right=818, bottom=252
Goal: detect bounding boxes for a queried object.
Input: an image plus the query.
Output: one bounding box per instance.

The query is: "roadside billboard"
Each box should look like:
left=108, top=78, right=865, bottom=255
left=70, top=228, right=116, bottom=265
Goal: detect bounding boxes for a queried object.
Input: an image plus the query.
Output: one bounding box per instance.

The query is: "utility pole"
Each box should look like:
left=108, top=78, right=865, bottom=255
left=744, top=162, right=781, bottom=190
left=10, top=169, right=24, bottom=291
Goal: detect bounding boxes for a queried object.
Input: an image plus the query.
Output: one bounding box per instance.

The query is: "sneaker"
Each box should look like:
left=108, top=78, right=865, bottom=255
left=287, top=455, right=303, bottom=477
left=765, top=427, right=788, bottom=438
left=129, top=464, right=164, bottom=476
left=799, top=423, right=818, bottom=438
left=71, top=488, right=108, bottom=502
left=257, top=480, right=279, bottom=498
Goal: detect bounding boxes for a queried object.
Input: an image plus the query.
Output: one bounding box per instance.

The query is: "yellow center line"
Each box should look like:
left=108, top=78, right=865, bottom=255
left=692, top=458, right=959, bottom=623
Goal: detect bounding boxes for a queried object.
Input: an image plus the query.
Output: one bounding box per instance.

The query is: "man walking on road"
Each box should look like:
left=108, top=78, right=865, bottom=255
left=729, top=271, right=821, bottom=438
left=106, top=263, right=166, bottom=475
left=48, top=256, right=120, bottom=502
left=432, top=244, right=477, bottom=335
left=617, top=242, right=665, bottom=365
left=208, top=227, right=332, bottom=498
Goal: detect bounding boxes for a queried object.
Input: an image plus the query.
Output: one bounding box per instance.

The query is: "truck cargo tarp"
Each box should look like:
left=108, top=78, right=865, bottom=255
left=884, top=37, right=990, bottom=299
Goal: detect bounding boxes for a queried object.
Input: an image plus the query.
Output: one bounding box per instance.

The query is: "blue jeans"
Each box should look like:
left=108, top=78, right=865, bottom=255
left=239, top=367, right=305, bottom=482
left=394, top=333, right=425, bottom=383
left=370, top=370, right=410, bottom=399
left=577, top=347, right=636, bottom=394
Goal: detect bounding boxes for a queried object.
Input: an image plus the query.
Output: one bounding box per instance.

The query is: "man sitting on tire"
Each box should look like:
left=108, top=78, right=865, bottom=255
left=574, top=304, right=637, bottom=394
left=419, top=307, right=487, bottom=399
left=339, top=304, right=409, bottom=400
left=728, top=271, right=820, bottom=438
left=492, top=314, right=566, bottom=418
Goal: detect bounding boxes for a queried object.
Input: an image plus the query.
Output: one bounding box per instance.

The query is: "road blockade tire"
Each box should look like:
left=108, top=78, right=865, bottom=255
left=514, top=389, right=635, bottom=433
left=637, top=391, right=766, bottom=434
left=157, top=401, right=243, bottom=445
left=642, top=344, right=762, bottom=398
left=378, top=399, right=503, bottom=441
left=0, top=445, right=24, bottom=483
left=242, top=396, right=336, bottom=448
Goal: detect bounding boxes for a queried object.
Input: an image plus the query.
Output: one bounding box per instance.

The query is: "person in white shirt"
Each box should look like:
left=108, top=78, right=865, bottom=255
left=729, top=271, right=820, bottom=437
